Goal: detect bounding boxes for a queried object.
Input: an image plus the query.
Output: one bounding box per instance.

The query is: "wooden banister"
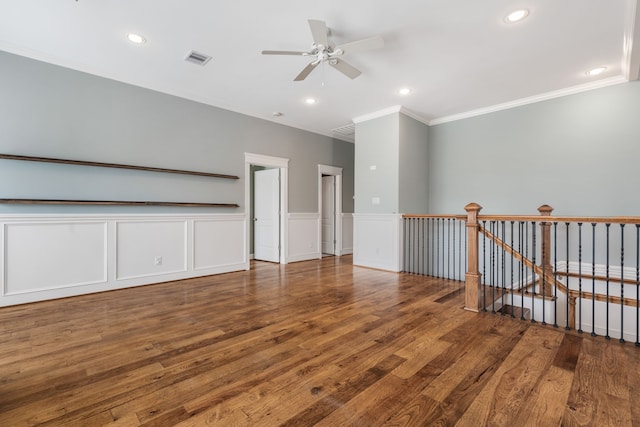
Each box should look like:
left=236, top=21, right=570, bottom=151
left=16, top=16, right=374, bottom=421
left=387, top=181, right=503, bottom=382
left=538, top=205, right=553, bottom=296
left=464, top=203, right=482, bottom=312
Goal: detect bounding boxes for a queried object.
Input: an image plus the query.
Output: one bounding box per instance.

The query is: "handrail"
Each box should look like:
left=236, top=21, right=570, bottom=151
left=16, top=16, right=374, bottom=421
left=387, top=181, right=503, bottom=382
left=479, top=215, right=640, bottom=225
left=402, top=214, right=466, bottom=220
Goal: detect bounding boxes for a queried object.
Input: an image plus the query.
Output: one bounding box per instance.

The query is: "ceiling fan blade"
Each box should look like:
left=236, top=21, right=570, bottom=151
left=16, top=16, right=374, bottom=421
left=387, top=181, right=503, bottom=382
left=262, top=50, right=308, bottom=56
left=308, top=19, right=329, bottom=47
left=329, top=59, right=361, bottom=79
left=335, top=36, right=384, bottom=56
left=294, top=62, right=319, bottom=81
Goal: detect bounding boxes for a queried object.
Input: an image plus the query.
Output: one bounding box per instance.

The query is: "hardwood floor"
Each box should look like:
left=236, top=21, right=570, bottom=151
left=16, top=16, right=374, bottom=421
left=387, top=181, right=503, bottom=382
left=1, top=255, right=639, bottom=426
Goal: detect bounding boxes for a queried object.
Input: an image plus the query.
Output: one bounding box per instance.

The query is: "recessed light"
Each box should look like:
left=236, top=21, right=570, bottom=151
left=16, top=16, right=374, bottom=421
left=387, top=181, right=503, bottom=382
left=304, top=98, right=317, bottom=105
left=586, top=67, right=607, bottom=76
left=504, top=9, right=529, bottom=23
left=272, top=111, right=283, bottom=117
left=398, top=87, right=412, bottom=96
left=127, top=33, right=146, bottom=44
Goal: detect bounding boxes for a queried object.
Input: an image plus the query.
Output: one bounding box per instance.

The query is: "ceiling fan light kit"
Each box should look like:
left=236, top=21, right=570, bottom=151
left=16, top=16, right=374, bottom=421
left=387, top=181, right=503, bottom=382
left=262, top=19, right=384, bottom=81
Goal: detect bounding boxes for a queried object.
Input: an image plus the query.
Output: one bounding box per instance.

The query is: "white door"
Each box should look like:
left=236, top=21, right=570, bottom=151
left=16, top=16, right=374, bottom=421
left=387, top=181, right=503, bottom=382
left=321, top=175, right=336, bottom=255
left=254, top=168, right=280, bottom=263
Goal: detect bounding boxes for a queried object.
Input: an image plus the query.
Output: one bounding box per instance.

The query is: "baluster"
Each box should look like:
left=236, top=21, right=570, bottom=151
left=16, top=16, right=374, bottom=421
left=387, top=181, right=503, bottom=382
left=464, top=219, right=468, bottom=277
left=404, top=218, right=408, bottom=272
left=447, top=218, right=451, bottom=280
left=436, top=218, right=440, bottom=278
left=415, top=218, right=419, bottom=274
left=531, top=221, right=536, bottom=323
left=510, top=221, right=515, bottom=318
left=636, top=224, right=640, bottom=347
left=620, top=224, right=625, bottom=343
left=483, top=220, right=487, bottom=311
left=577, top=223, right=583, bottom=333
left=606, top=223, right=611, bottom=340
left=553, top=222, right=558, bottom=328
left=440, top=218, right=446, bottom=279
left=491, top=221, right=496, bottom=313
left=452, top=219, right=456, bottom=280
left=405, top=218, right=409, bottom=273
left=542, top=223, right=546, bottom=325
left=565, top=223, right=570, bottom=330
left=520, top=221, right=525, bottom=320
left=459, top=220, right=463, bottom=281
left=502, top=221, right=506, bottom=316
left=430, top=218, right=434, bottom=276
left=409, top=218, right=417, bottom=274
left=591, top=223, right=596, bottom=337
left=420, top=218, right=424, bottom=275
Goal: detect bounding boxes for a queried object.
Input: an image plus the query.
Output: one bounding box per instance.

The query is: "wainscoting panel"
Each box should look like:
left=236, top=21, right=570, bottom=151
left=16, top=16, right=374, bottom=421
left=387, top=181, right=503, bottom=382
left=116, top=220, right=188, bottom=280
left=0, top=214, right=247, bottom=307
left=353, top=213, right=402, bottom=272
left=3, top=221, right=107, bottom=295
left=342, top=213, right=353, bottom=255
left=193, top=216, right=246, bottom=270
left=288, top=213, right=321, bottom=263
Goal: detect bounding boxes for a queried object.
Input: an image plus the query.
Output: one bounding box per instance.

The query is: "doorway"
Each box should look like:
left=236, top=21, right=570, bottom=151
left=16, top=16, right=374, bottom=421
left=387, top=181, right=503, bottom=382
left=321, top=175, right=336, bottom=255
left=245, top=153, right=289, bottom=266
left=318, top=165, right=343, bottom=257
left=254, top=168, right=280, bottom=262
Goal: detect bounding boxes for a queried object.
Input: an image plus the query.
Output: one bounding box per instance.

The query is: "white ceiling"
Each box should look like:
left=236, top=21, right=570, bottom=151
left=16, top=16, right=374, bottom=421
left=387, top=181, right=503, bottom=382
left=1, top=0, right=639, bottom=142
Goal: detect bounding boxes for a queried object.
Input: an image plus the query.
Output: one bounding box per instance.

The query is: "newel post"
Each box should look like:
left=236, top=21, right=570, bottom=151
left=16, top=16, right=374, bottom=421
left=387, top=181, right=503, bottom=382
left=538, top=204, right=553, bottom=295
left=464, top=202, right=482, bottom=312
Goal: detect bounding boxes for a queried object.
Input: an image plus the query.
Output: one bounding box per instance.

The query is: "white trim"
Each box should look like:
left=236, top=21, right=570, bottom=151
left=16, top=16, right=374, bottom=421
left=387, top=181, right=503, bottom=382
left=399, top=107, right=430, bottom=126
left=353, top=213, right=403, bottom=272
left=244, top=152, right=289, bottom=265
left=0, top=223, right=4, bottom=297
left=114, top=219, right=188, bottom=281
left=244, top=152, right=290, bottom=169
left=351, top=74, right=629, bottom=128
left=341, top=212, right=353, bottom=255
left=288, top=213, right=321, bottom=262
left=318, top=165, right=343, bottom=257
left=623, top=0, right=640, bottom=81
left=0, top=213, right=247, bottom=306
left=352, top=105, right=402, bottom=124
left=429, top=76, right=627, bottom=125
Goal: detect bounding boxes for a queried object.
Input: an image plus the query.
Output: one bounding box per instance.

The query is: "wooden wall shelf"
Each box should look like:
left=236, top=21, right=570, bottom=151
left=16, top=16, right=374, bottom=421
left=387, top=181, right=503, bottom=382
left=0, top=153, right=239, bottom=180
left=0, top=199, right=239, bottom=208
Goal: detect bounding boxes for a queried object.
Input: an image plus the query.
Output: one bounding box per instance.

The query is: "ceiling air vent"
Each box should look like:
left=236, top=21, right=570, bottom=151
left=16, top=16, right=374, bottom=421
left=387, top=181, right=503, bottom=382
left=185, top=50, right=212, bottom=66
left=332, top=123, right=355, bottom=143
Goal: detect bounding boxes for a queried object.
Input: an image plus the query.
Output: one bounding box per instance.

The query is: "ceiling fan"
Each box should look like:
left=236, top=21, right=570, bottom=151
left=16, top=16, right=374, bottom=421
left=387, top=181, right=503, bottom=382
left=262, top=19, right=384, bottom=81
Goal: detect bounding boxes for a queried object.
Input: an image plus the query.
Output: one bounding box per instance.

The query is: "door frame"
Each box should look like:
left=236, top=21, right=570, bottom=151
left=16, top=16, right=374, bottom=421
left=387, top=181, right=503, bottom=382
left=245, top=153, right=289, bottom=266
left=318, top=164, right=343, bottom=257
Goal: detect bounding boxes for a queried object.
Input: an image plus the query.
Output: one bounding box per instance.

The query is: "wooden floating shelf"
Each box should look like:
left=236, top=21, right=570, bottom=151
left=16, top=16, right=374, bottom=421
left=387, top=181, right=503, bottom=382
left=0, top=199, right=239, bottom=208
left=0, top=153, right=239, bottom=180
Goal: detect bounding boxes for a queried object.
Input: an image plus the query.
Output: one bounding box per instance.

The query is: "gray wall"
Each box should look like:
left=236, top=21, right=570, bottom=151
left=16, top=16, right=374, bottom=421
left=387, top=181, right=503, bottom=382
left=429, top=81, right=640, bottom=216
left=354, top=114, right=399, bottom=213
left=0, top=50, right=354, bottom=214
left=399, top=113, right=429, bottom=214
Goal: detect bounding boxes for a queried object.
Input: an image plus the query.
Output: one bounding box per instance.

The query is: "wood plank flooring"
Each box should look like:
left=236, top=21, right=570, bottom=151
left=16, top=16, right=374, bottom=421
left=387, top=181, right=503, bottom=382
left=1, top=255, right=639, bottom=426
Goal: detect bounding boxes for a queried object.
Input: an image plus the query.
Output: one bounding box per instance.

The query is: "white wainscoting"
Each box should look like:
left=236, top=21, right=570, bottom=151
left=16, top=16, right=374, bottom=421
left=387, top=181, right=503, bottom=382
left=287, top=213, right=321, bottom=263
left=353, top=213, right=403, bottom=272
left=0, top=214, right=247, bottom=307
left=341, top=213, right=353, bottom=255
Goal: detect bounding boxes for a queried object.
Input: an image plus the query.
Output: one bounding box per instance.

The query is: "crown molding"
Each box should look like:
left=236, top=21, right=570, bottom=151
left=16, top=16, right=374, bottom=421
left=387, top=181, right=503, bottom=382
left=623, top=0, right=640, bottom=81
left=352, top=105, right=402, bottom=123
left=429, top=75, right=627, bottom=126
